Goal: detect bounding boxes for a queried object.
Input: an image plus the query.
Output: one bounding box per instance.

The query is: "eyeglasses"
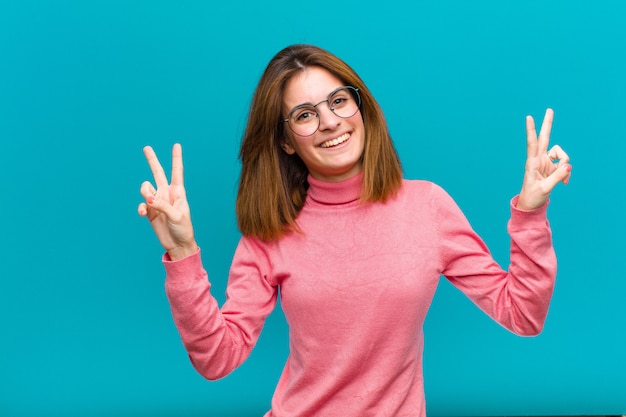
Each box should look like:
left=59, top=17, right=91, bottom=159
left=281, top=86, right=361, bottom=137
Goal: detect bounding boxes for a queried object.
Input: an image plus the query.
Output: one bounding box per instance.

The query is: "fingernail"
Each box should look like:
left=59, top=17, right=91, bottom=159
left=563, top=164, right=572, bottom=172
left=147, top=196, right=155, bottom=204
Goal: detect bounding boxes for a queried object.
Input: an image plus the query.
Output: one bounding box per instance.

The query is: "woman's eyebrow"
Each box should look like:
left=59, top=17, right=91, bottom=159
left=291, top=102, right=314, bottom=109
left=288, top=87, right=341, bottom=111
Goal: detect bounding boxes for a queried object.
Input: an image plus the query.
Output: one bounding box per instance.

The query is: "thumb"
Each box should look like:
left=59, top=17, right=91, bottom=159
left=545, top=163, right=572, bottom=190
left=147, top=196, right=181, bottom=221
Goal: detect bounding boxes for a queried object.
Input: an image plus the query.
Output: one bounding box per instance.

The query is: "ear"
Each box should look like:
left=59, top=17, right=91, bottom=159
left=281, top=140, right=296, bottom=155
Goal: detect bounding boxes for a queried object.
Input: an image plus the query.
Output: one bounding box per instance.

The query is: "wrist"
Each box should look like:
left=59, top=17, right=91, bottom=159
left=514, top=194, right=548, bottom=212
left=167, top=242, right=199, bottom=261
left=516, top=190, right=547, bottom=211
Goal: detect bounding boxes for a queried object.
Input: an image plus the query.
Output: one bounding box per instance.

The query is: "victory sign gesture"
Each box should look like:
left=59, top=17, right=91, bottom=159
left=138, top=144, right=198, bottom=260
left=517, top=109, right=572, bottom=211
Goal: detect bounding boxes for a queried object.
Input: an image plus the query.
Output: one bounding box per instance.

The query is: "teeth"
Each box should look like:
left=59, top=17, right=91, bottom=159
left=320, top=133, right=350, bottom=148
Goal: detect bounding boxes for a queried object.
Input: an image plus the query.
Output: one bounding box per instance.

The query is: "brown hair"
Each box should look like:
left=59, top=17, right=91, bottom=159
left=236, top=44, right=403, bottom=241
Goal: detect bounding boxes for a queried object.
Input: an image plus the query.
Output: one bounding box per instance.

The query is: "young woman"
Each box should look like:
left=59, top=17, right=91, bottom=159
left=138, top=44, right=571, bottom=417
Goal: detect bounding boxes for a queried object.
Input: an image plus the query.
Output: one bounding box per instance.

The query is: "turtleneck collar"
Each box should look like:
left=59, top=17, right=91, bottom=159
left=306, top=172, right=363, bottom=205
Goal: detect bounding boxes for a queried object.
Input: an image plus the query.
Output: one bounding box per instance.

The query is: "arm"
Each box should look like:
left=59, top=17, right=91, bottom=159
left=164, top=240, right=277, bottom=380
left=438, top=109, right=571, bottom=335
left=437, top=190, right=556, bottom=336
left=138, top=145, right=276, bottom=379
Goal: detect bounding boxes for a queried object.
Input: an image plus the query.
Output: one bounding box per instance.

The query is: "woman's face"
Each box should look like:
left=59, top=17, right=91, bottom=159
left=281, top=66, right=365, bottom=182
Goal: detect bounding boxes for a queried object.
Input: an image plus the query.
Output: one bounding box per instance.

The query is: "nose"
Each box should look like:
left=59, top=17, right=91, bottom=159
left=316, top=101, right=341, bottom=131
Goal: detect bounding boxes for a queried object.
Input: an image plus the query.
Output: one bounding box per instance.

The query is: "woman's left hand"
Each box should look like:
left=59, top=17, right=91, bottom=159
left=517, top=108, right=572, bottom=210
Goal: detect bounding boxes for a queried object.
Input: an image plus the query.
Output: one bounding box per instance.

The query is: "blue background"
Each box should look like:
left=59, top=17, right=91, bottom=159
left=1, top=0, right=625, bottom=416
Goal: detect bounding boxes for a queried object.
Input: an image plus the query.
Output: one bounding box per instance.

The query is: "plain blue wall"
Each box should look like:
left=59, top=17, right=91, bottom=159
left=1, top=0, right=625, bottom=416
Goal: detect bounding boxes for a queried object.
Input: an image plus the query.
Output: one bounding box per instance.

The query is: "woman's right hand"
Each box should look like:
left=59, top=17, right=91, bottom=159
left=138, top=144, right=198, bottom=261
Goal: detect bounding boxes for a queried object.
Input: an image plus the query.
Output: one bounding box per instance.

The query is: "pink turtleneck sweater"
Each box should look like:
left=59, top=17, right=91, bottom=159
left=163, top=173, right=556, bottom=417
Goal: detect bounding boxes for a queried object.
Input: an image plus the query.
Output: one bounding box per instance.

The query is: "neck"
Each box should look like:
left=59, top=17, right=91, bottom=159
left=306, top=172, right=363, bottom=205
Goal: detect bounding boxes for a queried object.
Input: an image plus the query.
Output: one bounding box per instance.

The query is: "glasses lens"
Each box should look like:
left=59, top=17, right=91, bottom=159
left=289, top=106, right=319, bottom=136
left=329, top=87, right=360, bottom=119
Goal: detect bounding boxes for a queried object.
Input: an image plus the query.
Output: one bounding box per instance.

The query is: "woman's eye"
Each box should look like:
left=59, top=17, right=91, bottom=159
left=332, top=96, right=349, bottom=107
left=295, top=110, right=316, bottom=122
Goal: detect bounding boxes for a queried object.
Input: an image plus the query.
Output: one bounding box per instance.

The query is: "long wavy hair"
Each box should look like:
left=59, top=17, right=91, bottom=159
left=236, top=44, right=402, bottom=241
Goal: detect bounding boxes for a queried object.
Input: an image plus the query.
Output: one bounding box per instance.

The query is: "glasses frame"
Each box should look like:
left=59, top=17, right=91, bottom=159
left=281, top=86, right=361, bottom=137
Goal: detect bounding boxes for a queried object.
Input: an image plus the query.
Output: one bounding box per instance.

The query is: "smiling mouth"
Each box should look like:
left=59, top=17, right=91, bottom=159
left=320, top=133, right=350, bottom=148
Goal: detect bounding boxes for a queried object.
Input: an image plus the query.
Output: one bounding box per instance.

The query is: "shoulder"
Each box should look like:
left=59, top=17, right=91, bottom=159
left=396, top=179, right=463, bottom=217
left=401, top=178, right=439, bottom=191
left=399, top=178, right=451, bottom=201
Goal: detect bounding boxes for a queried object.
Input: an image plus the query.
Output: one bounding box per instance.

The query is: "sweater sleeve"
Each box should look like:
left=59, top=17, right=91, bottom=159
left=435, top=186, right=557, bottom=336
left=163, top=238, right=278, bottom=380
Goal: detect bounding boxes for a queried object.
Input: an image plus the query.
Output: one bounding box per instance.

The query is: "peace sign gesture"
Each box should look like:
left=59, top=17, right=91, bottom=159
left=138, top=144, right=198, bottom=260
left=517, top=109, right=572, bottom=211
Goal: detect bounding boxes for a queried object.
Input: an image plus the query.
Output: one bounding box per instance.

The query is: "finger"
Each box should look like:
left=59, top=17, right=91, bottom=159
left=146, top=195, right=181, bottom=221
left=550, top=145, right=572, bottom=185
left=138, top=202, right=161, bottom=221
left=170, top=143, right=184, bottom=186
left=526, top=114, right=538, bottom=159
left=140, top=180, right=157, bottom=200
left=537, top=108, right=554, bottom=153
left=548, top=144, right=570, bottom=166
left=545, top=163, right=572, bottom=189
left=143, top=146, right=169, bottom=189
left=563, top=165, right=572, bottom=185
